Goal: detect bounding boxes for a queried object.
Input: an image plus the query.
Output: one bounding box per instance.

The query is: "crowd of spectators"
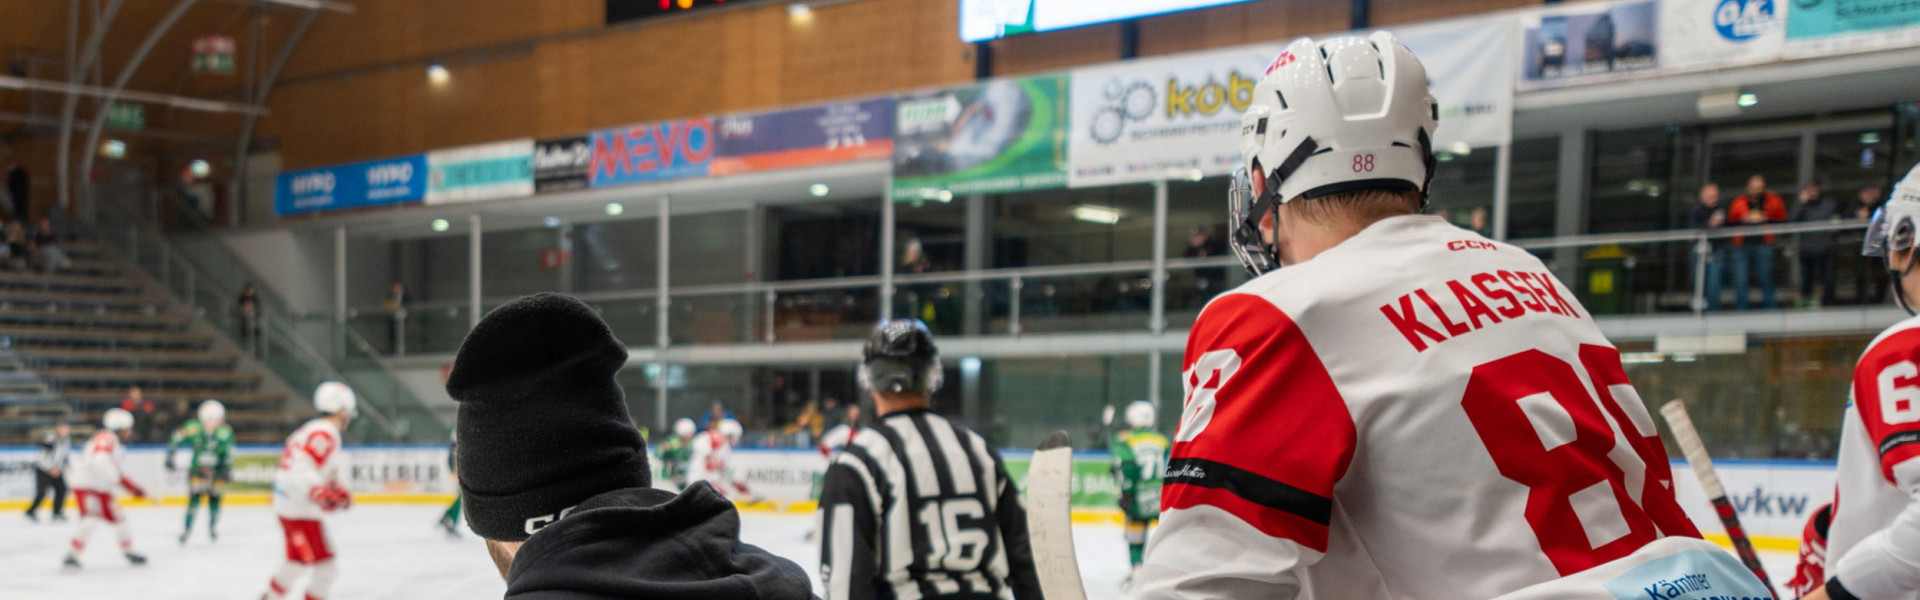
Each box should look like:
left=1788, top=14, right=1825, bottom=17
left=1689, top=174, right=1888, bottom=311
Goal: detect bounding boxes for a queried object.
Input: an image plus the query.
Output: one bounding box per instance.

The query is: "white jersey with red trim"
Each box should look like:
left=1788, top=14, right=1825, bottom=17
left=273, top=418, right=345, bottom=519
left=1826, top=316, right=1920, bottom=600
left=1138, top=215, right=1726, bottom=599
left=689, top=430, right=733, bottom=484
left=69, top=430, right=130, bottom=493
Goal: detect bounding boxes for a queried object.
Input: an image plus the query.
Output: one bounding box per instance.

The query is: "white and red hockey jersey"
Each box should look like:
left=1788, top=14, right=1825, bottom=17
left=69, top=430, right=141, bottom=495
left=1137, top=215, right=1760, bottom=599
left=273, top=418, right=348, bottom=520
left=1826, top=316, right=1920, bottom=600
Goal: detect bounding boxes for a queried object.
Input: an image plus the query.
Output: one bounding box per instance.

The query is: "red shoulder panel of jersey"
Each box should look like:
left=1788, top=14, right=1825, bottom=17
left=1166, top=293, right=1357, bottom=552
left=1853, top=328, right=1920, bottom=484
left=302, top=429, right=337, bottom=467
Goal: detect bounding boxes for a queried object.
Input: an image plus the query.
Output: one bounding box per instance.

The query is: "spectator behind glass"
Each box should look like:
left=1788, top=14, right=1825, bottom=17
left=32, top=217, right=67, bottom=274
left=1184, top=225, right=1228, bottom=297
left=1789, top=182, right=1840, bottom=307
left=5, top=153, right=27, bottom=221
left=119, top=387, right=156, bottom=443
left=1728, top=175, right=1788, bottom=310
left=1850, top=186, right=1889, bottom=305
left=236, top=284, right=261, bottom=358
left=1688, top=183, right=1731, bottom=310
left=5, top=220, right=28, bottom=271
left=1469, top=206, right=1491, bottom=237
left=384, top=282, right=408, bottom=354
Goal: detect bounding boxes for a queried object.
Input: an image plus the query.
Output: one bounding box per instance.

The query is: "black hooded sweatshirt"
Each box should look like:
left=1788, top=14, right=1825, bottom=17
left=503, top=482, right=818, bottom=600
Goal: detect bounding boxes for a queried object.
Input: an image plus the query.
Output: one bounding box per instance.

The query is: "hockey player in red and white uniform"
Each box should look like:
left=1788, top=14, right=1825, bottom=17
left=690, top=418, right=751, bottom=498
left=261, top=381, right=356, bottom=600
left=1801, top=164, right=1920, bottom=600
left=62, top=408, right=148, bottom=570
left=1135, top=32, right=1770, bottom=599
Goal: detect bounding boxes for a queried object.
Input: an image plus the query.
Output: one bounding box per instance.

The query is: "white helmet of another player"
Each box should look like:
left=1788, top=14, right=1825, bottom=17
left=1229, top=31, right=1438, bottom=276
left=103, top=408, right=134, bottom=431
left=673, top=418, right=697, bottom=439
left=720, top=418, right=743, bottom=444
left=198, top=399, right=226, bottom=425
left=314, top=380, right=357, bottom=417
left=1864, top=163, right=1920, bottom=314
left=1124, top=400, right=1156, bottom=430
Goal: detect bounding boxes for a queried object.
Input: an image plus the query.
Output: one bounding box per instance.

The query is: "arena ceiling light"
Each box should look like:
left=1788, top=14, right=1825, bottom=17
left=427, top=64, right=450, bottom=86
left=809, top=183, right=830, bottom=197
left=1737, top=93, right=1759, bottom=108
left=605, top=202, right=624, bottom=216
left=431, top=219, right=451, bottom=232
left=1071, top=205, right=1122, bottom=225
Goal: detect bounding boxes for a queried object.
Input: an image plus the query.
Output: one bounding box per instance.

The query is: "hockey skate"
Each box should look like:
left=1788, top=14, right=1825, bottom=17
left=61, top=555, right=79, bottom=571
left=437, top=515, right=461, bottom=538
left=124, top=551, right=147, bottom=565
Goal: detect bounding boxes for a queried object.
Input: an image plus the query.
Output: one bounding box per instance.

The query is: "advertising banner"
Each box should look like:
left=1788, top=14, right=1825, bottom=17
left=0, top=446, right=457, bottom=501
left=1519, top=0, right=1661, bottom=89
left=892, top=75, right=1070, bottom=199
left=960, top=0, right=1259, bottom=42
left=1660, top=0, right=1787, bottom=71
left=1065, top=44, right=1281, bottom=188
left=588, top=117, right=716, bottom=188
left=1786, top=0, right=1920, bottom=57
left=712, top=98, right=896, bottom=176
left=1394, top=15, right=1519, bottom=149
left=274, top=154, right=427, bottom=216
left=534, top=136, right=592, bottom=193
left=425, top=139, right=534, bottom=205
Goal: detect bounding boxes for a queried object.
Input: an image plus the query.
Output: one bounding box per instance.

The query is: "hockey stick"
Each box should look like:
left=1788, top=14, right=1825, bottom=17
left=1659, top=400, right=1776, bottom=598
left=1026, top=430, right=1089, bottom=600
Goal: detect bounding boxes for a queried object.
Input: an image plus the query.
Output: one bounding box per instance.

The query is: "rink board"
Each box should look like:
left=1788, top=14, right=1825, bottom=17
left=0, top=445, right=1832, bottom=547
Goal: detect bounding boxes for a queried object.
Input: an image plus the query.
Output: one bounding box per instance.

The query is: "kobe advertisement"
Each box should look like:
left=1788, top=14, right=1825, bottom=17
left=1066, top=45, right=1281, bottom=188
left=892, top=74, right=1069, bottom=199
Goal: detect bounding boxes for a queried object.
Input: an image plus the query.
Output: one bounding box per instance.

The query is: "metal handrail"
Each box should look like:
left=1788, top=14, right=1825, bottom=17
left=1509, top=219, right=1870, bottom=250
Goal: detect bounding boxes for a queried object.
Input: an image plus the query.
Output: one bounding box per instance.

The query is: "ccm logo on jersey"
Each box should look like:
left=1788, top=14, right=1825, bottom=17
left=1448, top=240, right=1497, bottom=252
left=524, top=506, right=578, bottom=534
left=1380, top=270, right=1581, bottom=352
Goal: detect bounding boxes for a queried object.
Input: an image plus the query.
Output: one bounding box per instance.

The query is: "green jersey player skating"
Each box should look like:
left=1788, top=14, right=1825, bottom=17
left=1110, top=400, right=1169, bottom=583
left=166, top=400, right=234, bottom=544
left=658, top=418, right=695, bottom=490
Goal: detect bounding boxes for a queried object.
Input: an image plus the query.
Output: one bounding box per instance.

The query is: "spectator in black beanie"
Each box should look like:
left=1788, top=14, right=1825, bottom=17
left=445, top=293, right=815, bottom=600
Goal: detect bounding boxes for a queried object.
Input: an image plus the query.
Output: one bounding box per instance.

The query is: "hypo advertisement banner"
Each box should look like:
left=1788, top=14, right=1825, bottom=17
left=1519, top=0, right=1661, bottom=89
left=1786, top=0, right=1920, bottom=57
left=1660, top=0, right=1786, bottom=72
left=713, top=98, right=896, bottom=176
left=893, top=74, right=1070, bottom=199
left=588, top=117, right=716, bottom=188
left=534, top=136, right=592, bottom=193
left=1065, top=45, right=1281, bottom=188
left=274, top=154, right=427, bottom=216
left=425, top=139, right=534, bottom=205
left=1395, top=15, right=1518, bottom=150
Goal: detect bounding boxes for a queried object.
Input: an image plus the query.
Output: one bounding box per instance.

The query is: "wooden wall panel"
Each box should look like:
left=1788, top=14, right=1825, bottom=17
left=1136, top=0, right=1351, bottom=58
left=990, top=23, right=1121, bottom=77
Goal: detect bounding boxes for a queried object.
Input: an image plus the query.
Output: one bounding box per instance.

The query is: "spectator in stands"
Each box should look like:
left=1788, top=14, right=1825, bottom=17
left=32, top=217, right=67, bottom=274
left=5, top=220, right=28, bottom=272
left=236, top=284, right=261, bottom=357
left=1185, top=225, right=1229, bottom=298
left=779, top=401, right=823, bottom=447
left=1689, top=183, right=1731, bottom=310
left=1850, top=186, right=1889, bottom=304
left=1729, top=175, right=1788, bottom=310
left=5, top=153, right=27, bottom=221
left=1469, top=206, right=1492, bottom=237
left=25, top=421, right=70, bottom=522
left=1790, top=182, right=1839, bottom=307
left=697, top=401, right=735, bottom=432
left=119, top=387, right=156, bottom=443
left=384, top=282, right=407, bottom=354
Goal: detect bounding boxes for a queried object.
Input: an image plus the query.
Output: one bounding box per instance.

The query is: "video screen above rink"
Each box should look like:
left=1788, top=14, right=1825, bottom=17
left=959, top=0, right=1260, bottom=42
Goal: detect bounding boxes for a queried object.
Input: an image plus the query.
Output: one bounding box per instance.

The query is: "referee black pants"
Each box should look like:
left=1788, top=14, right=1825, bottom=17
left=26, top=468, right=66, bottom=517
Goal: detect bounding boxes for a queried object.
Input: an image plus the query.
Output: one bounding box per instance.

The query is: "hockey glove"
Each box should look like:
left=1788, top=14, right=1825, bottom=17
left=310, top=482, right=353, bottom=512
left=1787, top=502, right=1833, bottom=598
left=120, top=477, right=147, bottom=499
left=164, top=454, right=176, bottom=471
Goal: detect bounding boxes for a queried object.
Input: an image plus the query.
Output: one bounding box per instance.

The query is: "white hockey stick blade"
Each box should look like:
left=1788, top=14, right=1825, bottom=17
left=1026, top=430, right=1088, bottom=600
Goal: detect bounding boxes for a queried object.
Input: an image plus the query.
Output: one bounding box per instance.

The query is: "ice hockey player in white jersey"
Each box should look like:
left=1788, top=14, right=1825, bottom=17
left=690, top=417, right=750, bottom=498
left=62, top=408, right=148, bottom=570
left=1135, top=32, right=1770, bottom=600
left=261, top=381, right=356, bottom=600
left=1803, top=163, right=1920, bottom=600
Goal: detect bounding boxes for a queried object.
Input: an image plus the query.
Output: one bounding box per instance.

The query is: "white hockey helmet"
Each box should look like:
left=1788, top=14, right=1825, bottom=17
left=313, top=381, right=357, bottom=417
left=1230, top=32, right=1439, bottom=276
left=1124, top=400, right=1156, bottom=430
left=673, top=418, right=697, bottom=439
left=103, top=408, right=134, bottom=431
left=1863, top=163, right=1920, bottom=313
left=198, top=399, right=226, bottom=425
left=720, top=418, right=743, bottom=444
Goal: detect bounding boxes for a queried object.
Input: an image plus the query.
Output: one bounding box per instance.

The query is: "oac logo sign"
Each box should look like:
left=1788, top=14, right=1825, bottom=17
left=1716, top=0, right=1779, bottom=41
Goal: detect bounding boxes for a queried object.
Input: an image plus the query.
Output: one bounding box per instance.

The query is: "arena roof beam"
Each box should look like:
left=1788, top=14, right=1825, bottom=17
left=55, top=0, right=126, bottom=212
left=231, top=7, right=322, bottom=224
left=0, top=76, right=269, bottom=116
left=208, top=0, right=353, bottom=13
left=76, top=0, right=207, bottom=217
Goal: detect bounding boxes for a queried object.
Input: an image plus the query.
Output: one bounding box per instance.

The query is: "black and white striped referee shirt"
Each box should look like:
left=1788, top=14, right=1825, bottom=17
left=817, top=408, right=1042, bottom=600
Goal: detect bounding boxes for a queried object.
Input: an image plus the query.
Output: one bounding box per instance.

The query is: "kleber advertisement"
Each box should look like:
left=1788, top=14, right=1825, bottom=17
left=534, top=136, right=592, bottom=193
left=893, top=74, right=1069, bottom=199
left=1519, top=0, right=1661, bottom=89
left=713, top=99, right=896, bottom=176
left=273, top=154, right=427, bottom=216
left=588, top=118, right=717, bottom=188
left=425, top=139, right=534, bottom=205
left=1066, top=45, right=1280, bottom=188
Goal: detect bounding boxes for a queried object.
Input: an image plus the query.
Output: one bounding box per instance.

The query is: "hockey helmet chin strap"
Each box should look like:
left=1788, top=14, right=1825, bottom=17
left=1228, top=129, right=1435, bottom=278
left=1863, top=207, right=1918, bottom=316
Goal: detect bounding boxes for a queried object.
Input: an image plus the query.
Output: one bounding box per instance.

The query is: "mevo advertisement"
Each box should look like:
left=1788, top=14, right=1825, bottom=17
left=1520, top=0, right=1660, bottom=89
left=712, top=98, right=896, bottom=176
left=534, top=136, right=592, bottom=193
left=892, top=74, right=1070, bottom=199
left=588, top=117, right=716, bottom=188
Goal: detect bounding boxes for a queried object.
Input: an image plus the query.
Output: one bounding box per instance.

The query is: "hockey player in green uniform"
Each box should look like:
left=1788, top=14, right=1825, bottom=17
left=437, top=430, right=461, bottom=537
left=165, top=400, right=234, bottom=544
left=657, top=418, right=695, bottom=491
left=1109, top=400, right=1169, bottom=585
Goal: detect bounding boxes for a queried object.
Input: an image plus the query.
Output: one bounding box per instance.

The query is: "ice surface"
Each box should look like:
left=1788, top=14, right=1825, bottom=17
left=0, top=501, right=1797, bottom=598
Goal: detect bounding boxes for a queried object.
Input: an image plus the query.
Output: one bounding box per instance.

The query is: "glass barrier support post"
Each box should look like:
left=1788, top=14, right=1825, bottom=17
left=764, top=289, right=777, bottom=343
left=1692, top=235, right=1710, bottom=315
left=880, top=176, right=895, bottom=322
left=468, top=213, right=482, bottom=329
left=1152, top=179, right=1169, bottom=333
left=1493, top=143, right=1513, bottom=241
left=333, top=225, right=346, bottom=360
left=1009, top=276, right=1023, bottom=336
left=655, top=196, right=672, bottom=432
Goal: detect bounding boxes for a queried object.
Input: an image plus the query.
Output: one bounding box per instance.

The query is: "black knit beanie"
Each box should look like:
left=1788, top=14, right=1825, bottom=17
left=446, top=293, right=649, bottom=542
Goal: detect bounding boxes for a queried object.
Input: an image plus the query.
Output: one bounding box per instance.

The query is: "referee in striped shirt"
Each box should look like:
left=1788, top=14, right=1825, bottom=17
left=818, top=320, right=1042, bottom=600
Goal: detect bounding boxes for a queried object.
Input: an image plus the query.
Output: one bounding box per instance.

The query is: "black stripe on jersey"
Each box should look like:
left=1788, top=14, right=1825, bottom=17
left=1163, top=457, right=1333, bottom=525
left=951, top=420, right=1004, bottom=598
left=1878, top=430, right=1920, bottom=458
left=841, top=442, right=893, bottom=515
left=910, top=413, right=959, bottom=498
